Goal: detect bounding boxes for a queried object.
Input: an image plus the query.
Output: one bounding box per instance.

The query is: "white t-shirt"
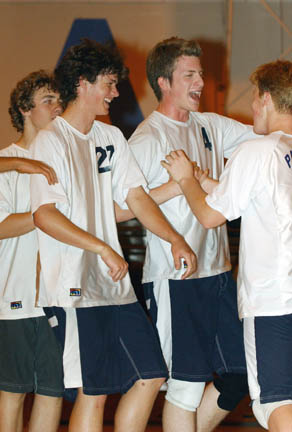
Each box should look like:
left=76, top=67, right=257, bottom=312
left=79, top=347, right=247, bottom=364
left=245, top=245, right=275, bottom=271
left=207, top=131, right=292, bottom=318
left=30, top=117, right=146, bottom=307
left=0, top=144, right=43, bottom=319
left=129, top=110, right=254, bottom=282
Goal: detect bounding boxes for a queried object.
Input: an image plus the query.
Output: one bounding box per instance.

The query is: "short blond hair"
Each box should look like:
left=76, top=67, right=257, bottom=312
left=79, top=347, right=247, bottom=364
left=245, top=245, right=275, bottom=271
left=250, top=60, right=292, bottom=114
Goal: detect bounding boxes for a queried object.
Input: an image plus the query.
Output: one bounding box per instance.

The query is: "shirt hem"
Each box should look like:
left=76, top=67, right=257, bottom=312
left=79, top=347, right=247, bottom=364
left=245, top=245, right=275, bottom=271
left=142, top=264, right=232, bottom=284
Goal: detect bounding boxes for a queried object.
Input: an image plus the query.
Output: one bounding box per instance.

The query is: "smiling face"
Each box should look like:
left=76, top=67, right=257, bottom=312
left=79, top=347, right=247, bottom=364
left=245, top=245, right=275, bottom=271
left=159, top=55, right=204, bottom=121
left=27, top=87, right=62, bottom=131
left=87, top=73, right=119, bottom=116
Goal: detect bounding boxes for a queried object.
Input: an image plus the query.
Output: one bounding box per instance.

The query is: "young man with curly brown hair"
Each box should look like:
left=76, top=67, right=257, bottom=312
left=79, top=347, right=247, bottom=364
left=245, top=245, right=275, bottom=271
left=0, top=70, right=63, bottom=432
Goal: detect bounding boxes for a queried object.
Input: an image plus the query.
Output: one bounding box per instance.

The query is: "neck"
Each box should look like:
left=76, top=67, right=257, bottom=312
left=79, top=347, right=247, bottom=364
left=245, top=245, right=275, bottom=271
left=157, top=100, right=190, bottom=123
left=267, top=113, right=292, bottom=135
left=15, top=124, right=38, bottom=149
left=62, top=100, right=95, bottom=135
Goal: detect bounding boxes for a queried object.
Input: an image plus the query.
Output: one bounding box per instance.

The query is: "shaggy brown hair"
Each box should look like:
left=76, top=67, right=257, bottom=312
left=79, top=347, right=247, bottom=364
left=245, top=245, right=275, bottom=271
left=9, top=70, right=57, bottom=133
left=146, top=37, right=202, bottom=101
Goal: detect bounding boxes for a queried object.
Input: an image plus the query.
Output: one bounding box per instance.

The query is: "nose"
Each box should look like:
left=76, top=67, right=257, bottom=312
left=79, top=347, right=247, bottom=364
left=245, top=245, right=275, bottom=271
left=197, top=74, right=204, bottom=89
left=112, top=85, right=119, bottom=98
left=54, top=101, right=63, bottom=116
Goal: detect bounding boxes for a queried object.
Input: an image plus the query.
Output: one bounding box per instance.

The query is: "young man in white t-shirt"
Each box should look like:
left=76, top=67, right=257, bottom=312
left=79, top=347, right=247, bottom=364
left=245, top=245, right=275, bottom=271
left=116, top=37, right=253, bottom=432
left=30, top=39, right=197, bottom=432
left=0, top=71, right=63, bottom=432
left=162, top=60, right=292, bottom=432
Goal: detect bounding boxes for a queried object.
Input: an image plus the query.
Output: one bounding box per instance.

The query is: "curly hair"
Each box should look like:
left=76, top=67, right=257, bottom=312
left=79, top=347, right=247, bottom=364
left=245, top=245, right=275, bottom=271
left=9, top=70, right=57, bottom=133
left=250, top=60, right=292, bottom=114
left=55, top=38, right=128, bottom=107
left=146, top=37, right=202, bottom=101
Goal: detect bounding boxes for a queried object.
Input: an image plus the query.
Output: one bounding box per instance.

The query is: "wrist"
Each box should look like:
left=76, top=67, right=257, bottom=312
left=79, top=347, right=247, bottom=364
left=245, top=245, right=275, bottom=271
left=179, top=176, right=197, bottom=188
left=169, top=232, right=184, bottom=246
left=97, top=242, right=111, bottom=257
left=11, top=158, right=21, bottom=171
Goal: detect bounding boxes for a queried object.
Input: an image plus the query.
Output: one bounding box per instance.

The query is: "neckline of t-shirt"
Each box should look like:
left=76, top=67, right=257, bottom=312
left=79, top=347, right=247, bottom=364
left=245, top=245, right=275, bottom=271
left=57, top=116, right=94, bottom=139
left=10, top=143, right=29, bottom=153
left=271, top=130, right=292, bottom=138
left=153, top=110, right=192, bottom=127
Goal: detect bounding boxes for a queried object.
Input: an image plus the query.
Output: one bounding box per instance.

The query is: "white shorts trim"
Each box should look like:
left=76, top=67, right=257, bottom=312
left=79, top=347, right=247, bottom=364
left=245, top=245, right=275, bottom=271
left=63, top=308, right=82, bottom=388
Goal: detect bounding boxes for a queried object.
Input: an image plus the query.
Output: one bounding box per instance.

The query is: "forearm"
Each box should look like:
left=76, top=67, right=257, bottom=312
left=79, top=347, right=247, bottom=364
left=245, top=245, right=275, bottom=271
left=0, top=212, right=34, bottom=239
left=149, top=181, right=181, bottom=205
left=201, top=177, right=218, bottom=194
left=115, top=181, right=181, bottom=223
left=33, top=204, right=107, bottom=255
left=114, top=201, right=134, bottom=223
left=34, top=204, right=128, bottom=282
left=0, top=157, right=23, bottom=173
left=126, top=187, right=181, bottom=244
left=179, top=177, right=225, bottom=228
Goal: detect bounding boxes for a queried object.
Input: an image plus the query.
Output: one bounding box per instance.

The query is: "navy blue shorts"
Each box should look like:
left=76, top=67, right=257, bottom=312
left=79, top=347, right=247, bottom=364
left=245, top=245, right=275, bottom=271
left=244, top=314, right=292, bottom=404
left=45, top=302, right=168, bottom=396
left=144, top=271, right=246, bottom=382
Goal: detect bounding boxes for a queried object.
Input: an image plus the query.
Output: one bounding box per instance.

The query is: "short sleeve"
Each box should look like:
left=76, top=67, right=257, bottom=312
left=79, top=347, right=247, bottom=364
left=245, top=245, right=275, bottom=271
left=110, top=127, right=147, bottom=207
left=216, top=115, right=256, bottom=159
left=0, top=174, right=13, bottom=223
left=129, top=127, right=167, bottom=188
left=29, top=130, right=68, bottom=214
left=206, top=140, right=263, bottom=220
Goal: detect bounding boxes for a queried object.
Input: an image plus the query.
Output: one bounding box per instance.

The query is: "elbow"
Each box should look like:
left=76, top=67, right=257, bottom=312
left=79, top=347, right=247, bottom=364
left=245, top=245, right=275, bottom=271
left=202, top=214, right=225, bottom=229
left=33, top=208, right=46, bottom=231
left=203, top=218, right=218, bottom=229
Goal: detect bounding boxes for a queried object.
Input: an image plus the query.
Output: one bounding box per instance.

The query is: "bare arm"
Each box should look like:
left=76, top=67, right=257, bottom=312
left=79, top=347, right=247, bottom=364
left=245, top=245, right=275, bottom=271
left=0, top=157, right=58, bottom=185
left=161, top=150, right=226, bottom=229
left=115, top=179, right=182, bottom=223
left=33, top=203, right=128, bottom=282
left=125, top=186, right=197, bottom=279
left=0, top=212, right=34, bottom=239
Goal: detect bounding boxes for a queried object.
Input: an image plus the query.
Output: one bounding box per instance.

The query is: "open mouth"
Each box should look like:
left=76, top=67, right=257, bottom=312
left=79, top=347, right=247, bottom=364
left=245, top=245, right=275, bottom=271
left=189, top=91, right=201, bottom=102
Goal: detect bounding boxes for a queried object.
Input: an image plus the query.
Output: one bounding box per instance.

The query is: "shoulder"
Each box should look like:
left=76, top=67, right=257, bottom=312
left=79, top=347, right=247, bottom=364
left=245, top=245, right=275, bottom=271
left=238, top=134, right=277, bottom=153
left=226, top=135, right=275, bottom=171
left=31, top=119, right=66, bottom=153
left=129, top=112, right=167, bottom=146
left=191, top=112, right=249, bottom=130
left=0, top=144, right=23, bottom=158
left=93, top=120, right=126, bottom=142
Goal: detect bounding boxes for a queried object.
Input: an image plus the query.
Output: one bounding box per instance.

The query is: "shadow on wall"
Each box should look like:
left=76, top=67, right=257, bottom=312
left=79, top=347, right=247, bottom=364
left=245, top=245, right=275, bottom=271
left=197, top=39, right=228, bottom=115
left=198, top=38, right=252, bottom=124
left=109, top=40, right=149, bottom=139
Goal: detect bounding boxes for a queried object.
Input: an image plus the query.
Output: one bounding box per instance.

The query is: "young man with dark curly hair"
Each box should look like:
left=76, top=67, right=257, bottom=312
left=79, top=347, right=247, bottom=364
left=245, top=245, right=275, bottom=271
left=0, top=70, right=63, bottom=432
left=162, top=59, right=292, bottom=432
left=29, top=39, right=197, bottom=432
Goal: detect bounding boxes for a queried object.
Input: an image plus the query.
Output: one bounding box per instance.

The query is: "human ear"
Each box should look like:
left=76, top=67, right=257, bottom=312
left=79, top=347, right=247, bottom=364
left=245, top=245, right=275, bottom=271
left=157, top=76, right=171, bottom=92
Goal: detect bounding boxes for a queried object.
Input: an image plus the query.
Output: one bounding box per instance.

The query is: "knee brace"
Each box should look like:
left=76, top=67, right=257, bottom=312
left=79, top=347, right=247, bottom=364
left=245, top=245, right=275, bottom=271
left=165, top=378, right=205, bottom=412
left=214, top=373, right=249, bottom=411
left=252, top=398, right=292, bottom=430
